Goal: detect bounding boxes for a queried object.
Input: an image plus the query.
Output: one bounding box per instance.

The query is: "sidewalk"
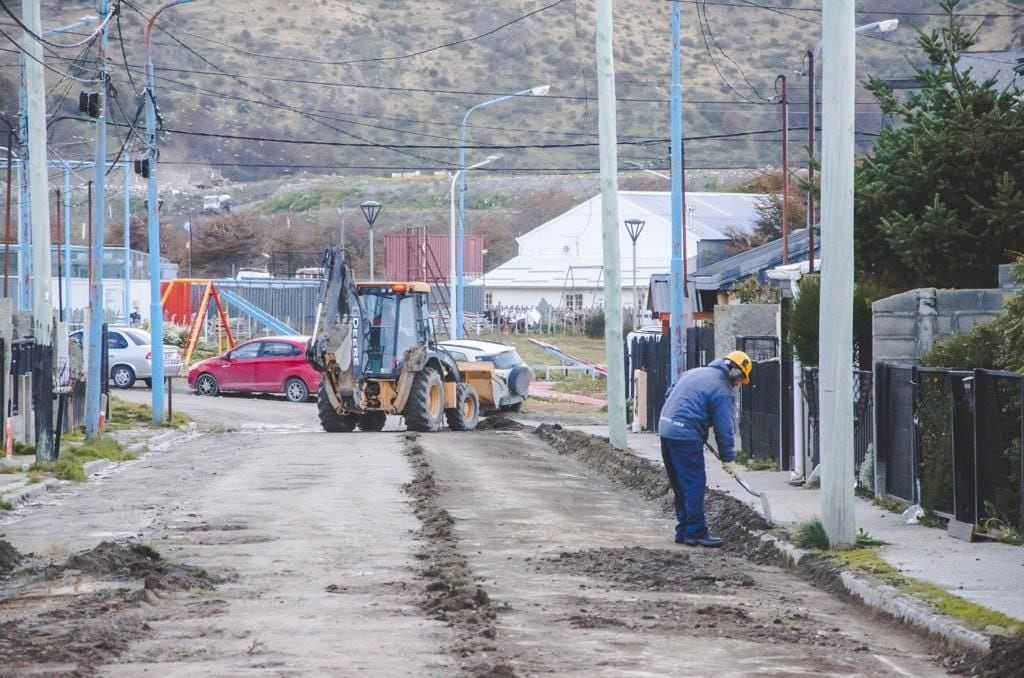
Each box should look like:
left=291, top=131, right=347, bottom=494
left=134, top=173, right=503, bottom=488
left=529, top=381, right=607, bottom=407
left=563, top=425, right=1024, bottom=626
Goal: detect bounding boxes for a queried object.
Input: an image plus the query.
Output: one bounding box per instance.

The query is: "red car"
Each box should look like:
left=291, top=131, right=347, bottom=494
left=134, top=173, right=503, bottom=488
left=187, top=336, right=321, bottom=403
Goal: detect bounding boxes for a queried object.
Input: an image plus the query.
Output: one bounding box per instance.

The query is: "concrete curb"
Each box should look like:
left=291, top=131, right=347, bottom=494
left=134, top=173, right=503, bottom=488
left=754, top=531, right=991, bottom=653
left=1, top=478, right=61, bottom=507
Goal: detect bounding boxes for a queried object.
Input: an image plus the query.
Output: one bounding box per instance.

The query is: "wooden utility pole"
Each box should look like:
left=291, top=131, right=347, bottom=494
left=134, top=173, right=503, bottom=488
left=595, top=0, right=627, bottom=450
left=819, top=0, right=857, bottom=548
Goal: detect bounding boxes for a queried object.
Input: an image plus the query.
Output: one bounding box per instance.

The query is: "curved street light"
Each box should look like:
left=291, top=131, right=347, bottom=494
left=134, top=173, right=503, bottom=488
left=360, top=200, right=382, bottom=280
left=449, top=155, right=500, bottom=337
left=624, top=218, right=646, bottom=330
left=455, top=85, right=549, bottom=337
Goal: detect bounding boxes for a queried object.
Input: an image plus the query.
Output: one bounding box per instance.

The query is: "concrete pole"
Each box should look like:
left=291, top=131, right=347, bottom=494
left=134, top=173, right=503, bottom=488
left=669, top=2, right=687, bottom=380
left=806, top=49, right=816, bottom=273
left=632, top=240, right=638, bottom=330
left=819, top=0, right=857, bottom=548
left=368, top=227, right=374, bottom=281
left=85, top=0, right=109, bottom=439
left=63, top=167, right=71, bottom=320
left=595, top=0, right=627, bottom=451
left=449, top=171, right=458, bottom=336
left=17, top=51, right=30, bottom=311
left=780, top=75, right=789, bottom=265
left=124, top=152, right=131, bottom=322
left=22, top=0, right=55, bottom=460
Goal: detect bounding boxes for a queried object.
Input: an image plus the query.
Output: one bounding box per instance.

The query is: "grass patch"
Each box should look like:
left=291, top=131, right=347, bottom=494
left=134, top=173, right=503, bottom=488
left=12, top=441, right=34, bottom=456
left=735, top=451, right=779, bottom=471
left=830, top=548, right=1023, bottom=634
left=873, top=495, right=909, bottom=514
left=29, top=462, right=52, bottom=473
left=26, top=470, right=44, bottom=485
left=0, top=498, right=12, bottom=510
left=62, top=429, right=86, bottom=443
left=0, top=465, right=20, bottom=474
left=488, top=333, right=609, bottom=369
left=109, top=398, right=189, bottom=430
left=54, top=436, right=135, bottom=482
left=550, top=375, right=607, bottom=399
left=792, top=517, right=830, bottom=549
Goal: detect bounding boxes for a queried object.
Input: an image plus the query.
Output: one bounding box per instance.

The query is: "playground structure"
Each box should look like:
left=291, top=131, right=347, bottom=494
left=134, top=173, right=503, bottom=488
left=160, top=278, right=321, bottom=364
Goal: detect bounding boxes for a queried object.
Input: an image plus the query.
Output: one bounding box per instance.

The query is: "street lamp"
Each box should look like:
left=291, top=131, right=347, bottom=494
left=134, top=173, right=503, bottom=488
left=624, top=218, right=646, bottom=330
left=457, top=85, right=549, bottom=337
left=450, top=155, right=499, bottom=337
left=360, top=200, right=381, bottom=280
left=801, top=18, right=898, bottom=273
left=144, top=0, right=195, bottom=426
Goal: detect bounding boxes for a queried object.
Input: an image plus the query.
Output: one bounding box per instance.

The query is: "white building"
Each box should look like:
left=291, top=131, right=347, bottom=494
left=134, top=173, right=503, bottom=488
left=476, top=191, right=764, bottom=310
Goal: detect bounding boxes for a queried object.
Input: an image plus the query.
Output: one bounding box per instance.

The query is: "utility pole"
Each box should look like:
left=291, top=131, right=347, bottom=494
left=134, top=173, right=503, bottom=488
left=669, top=2, right=687, bottom=379
left=123, top=152, right=131, bottom=322
left=819, top=0, right=856, bottom=548
left=63, top=166, right=71, bottom=319
left=22, top=0, right=55, bottom=461
left=595, top=0, right=627, bottom=450
left=85, top=0, right=109, bottom=439
left=806, top=49, right=815, bottom=273
left=17, top=42, right=30, bottom=311
left=779, top=75, right=789, bottom=265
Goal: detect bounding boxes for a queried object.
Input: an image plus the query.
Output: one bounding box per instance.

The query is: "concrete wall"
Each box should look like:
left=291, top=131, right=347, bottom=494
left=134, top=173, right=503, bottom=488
left=713, top=303, right=779, bottom=359
left=872, top=287, right=1009, bottom=365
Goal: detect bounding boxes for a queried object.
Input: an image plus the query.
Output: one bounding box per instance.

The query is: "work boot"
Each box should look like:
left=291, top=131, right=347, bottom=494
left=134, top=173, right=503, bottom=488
left=683, top=535, right=723, bottom=548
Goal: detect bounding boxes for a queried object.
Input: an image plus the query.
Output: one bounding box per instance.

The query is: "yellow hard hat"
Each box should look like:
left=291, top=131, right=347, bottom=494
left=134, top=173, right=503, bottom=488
left=724, top=350, right=753, bottom=385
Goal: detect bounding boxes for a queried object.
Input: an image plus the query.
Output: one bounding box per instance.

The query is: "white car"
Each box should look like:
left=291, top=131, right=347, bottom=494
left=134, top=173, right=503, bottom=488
left=71, top=327, right=183, bottom=389
left=438, top=339, right=531, bottom=412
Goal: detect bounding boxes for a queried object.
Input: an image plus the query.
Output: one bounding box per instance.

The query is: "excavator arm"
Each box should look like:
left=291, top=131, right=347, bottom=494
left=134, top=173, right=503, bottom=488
left=306, top=247, right=367, bottom=410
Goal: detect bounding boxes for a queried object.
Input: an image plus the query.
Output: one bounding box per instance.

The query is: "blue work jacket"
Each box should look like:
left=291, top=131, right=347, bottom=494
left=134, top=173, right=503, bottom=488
left=658, top=359, right=737, bottom=461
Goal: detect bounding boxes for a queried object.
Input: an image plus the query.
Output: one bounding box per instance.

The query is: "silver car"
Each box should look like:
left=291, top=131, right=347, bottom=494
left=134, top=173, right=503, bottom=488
left=438, top=339, right=531, bottom=412
left=71, top=327, right=183, bottom=389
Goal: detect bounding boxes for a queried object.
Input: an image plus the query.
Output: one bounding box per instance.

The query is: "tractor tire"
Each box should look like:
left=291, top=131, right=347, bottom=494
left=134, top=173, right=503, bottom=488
left=317, top=385, right=357, bottom=432
left=403, top=367, right=445, bottom=432
left=446, top=383, right=480, bottom=431
left=358, top=411, right=388, bottom=432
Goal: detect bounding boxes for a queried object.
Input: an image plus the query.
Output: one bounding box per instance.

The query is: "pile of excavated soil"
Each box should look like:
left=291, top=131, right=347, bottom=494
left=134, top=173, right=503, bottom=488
left=949, top=636, right=1024, bottom=677
left=403, top=437, right=509, bottom=675
left=540, top=546, right=756, bottom=593
left=0, top=539, right=22, bottom=572
left=0, top=542, right=224, bottom=673
left=60, top=541, right=220, bottom=591
left=476, top=416, right=526, bottom=431
left=533, top=424, right=772, bottom=560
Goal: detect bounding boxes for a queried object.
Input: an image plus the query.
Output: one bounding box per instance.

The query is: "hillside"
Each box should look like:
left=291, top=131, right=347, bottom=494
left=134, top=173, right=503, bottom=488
left=26, top=0, right=1024, bottom=183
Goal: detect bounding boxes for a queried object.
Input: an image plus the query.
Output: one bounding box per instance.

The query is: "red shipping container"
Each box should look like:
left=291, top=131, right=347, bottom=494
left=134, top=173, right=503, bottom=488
left=383, top=233, right=483, bottom=282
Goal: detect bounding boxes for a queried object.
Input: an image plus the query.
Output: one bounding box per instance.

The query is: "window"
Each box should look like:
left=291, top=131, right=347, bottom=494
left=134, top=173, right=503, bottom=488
left=445, top=350, right=469, bottom=362
left=229, top=342, right=262, bottom=360
left=485, top=293, right=493, bottom=309
left=107, top=332, right=129, bottom=350
left=261, top=341, right=301, bottom=357
left=566, top=293, right=584, bottom=311
left=395, top=295, right=419, bottom=361
left=365, top=293, right=397, bottom=374
left=479, top=350, right=523, bottom=370
left=123, top=329, right=151, bottom=346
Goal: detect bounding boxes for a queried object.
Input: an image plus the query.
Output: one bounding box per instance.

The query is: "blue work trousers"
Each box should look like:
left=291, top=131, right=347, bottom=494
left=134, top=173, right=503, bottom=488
left=660, top=437, right=708, bottom=541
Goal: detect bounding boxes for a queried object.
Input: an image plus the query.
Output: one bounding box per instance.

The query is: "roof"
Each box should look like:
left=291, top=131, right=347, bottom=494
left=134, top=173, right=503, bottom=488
left=688, top=228, right=819, bottom=292
left=439, top=339, right=515, bottom=354
left=483, top=191, right=765, bottom=290
left=648, top=274, right=671, bottom=314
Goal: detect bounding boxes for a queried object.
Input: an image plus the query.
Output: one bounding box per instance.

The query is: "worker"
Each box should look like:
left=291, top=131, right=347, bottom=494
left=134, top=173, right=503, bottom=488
left=658, top=350, right=753, bottom=548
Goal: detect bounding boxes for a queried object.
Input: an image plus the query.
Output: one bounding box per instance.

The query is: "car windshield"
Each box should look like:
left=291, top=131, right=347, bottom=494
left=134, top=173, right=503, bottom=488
left=123, top=329, right=151, bottom=346
left=478, top=350, right=522, bottom=370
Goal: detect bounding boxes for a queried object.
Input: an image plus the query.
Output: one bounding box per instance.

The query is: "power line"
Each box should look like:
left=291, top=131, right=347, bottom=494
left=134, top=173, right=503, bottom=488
left=0, top=24, right=100, bottom=83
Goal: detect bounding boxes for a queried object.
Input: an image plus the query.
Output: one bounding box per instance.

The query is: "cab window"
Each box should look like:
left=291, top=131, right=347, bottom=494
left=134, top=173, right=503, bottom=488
left=107, top=332, right=129, bottom=350
left=229, top=342, right=262, bottom=360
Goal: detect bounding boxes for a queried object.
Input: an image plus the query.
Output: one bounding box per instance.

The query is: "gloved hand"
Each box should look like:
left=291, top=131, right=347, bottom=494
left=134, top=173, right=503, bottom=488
left=722, top=461, right=738, bottom=477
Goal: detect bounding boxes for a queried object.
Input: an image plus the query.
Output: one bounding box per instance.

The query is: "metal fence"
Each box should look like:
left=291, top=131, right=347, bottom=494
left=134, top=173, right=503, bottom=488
left=876, top=364, right=1024, bottom=529
left=739, top=358, right=782, bottom=465
left=628, top=334, right=671, bottom=432
left=798, top=366, right=873, bottom=492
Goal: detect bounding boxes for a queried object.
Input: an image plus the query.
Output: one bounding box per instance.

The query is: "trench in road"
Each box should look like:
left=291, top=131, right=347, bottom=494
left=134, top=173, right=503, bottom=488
left=412, top=430, right=950, bottom=677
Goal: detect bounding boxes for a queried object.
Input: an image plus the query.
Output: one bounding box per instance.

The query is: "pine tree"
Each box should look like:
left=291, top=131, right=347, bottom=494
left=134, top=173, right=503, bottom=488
left=855, top=0, right=1024, bottom=290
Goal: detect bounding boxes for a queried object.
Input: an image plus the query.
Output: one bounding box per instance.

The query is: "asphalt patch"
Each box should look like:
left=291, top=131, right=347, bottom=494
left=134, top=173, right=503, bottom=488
left=540, top=546, right=756, bottom=593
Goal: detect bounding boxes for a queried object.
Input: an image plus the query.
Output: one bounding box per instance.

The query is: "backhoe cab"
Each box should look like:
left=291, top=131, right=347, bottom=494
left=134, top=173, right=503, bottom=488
left=306, top=247, right=489, bottom=433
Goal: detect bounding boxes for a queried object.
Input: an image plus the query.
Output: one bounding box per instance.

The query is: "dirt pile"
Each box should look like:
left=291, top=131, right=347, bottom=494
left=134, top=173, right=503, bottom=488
left=403, top=435, right=513, bottom=677
left=0, top=542, right=224, bottom=673
left=948, top=635, right=1024, bottom=677
left=476, top=416, right=526, bottom=432
left=541, top=546, right=756, bottom=593
left=0, top=538, right=22, bottom=572
left=61, top=541, right=221, bottom=592
left=532, top=424, right=772, bottom=558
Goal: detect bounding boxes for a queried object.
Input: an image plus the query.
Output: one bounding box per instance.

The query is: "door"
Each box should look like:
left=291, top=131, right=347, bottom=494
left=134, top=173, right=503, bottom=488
left=257, top=341, right=303, bottom=392
left=215, top=341, right=261, bottom=391
left=107, top=331, right=130, bottom=374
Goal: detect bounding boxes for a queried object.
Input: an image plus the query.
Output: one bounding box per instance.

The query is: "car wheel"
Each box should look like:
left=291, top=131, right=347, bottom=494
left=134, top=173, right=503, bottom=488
left=284, top=377, right=309, bottom=403
left=111, top=365, right=136, bottom=389
left=195, top=373, right=220, bottom=397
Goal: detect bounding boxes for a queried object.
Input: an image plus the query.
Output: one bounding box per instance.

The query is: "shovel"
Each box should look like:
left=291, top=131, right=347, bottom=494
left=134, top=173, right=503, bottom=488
left=705, top=442, right=773, bottom=526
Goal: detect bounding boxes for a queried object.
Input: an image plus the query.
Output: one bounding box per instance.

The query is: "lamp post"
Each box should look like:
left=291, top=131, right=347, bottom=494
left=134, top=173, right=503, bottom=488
left=802, top=18, right=898, bottom=272
left=624, top=218, right=645, bottom=330
left=449, top=155, right=499, bottom=338
left=145, top=0, right=195, bottom=426
left=457, top=85, right=549, bottom=337
left=360, top=200, right=381, bottom=280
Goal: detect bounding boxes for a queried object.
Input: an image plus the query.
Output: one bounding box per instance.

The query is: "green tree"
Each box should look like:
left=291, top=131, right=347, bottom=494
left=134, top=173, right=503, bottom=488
left=855, top=0, right=1024, bottom=290
left=789, top=275, right=874, bottom=369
